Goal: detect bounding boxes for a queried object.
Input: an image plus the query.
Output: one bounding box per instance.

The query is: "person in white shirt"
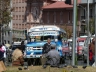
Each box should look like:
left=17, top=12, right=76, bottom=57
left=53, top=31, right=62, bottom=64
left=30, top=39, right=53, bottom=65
left=2, top=43, right=6, bottom=63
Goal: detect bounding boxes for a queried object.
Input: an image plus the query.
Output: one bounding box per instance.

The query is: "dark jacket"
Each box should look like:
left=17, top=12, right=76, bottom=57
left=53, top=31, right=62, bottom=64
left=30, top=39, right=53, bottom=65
left=46, top=49, right=60, bottom=66
left=0, top=49, right=4, bottom=60
left=21, top=45, right=25, bottom=53
left=42, top=43, right=51, bottom=54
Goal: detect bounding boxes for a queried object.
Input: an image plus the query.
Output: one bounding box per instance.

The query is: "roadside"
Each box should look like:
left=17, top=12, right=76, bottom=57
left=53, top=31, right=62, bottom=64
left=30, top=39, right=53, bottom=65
left=6, top=66, right=96, bottom=72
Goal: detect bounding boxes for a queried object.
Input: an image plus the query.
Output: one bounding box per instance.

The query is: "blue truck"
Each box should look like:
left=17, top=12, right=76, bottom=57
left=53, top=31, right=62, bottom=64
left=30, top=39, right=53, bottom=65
left=24, top=25, right=66, bottom=65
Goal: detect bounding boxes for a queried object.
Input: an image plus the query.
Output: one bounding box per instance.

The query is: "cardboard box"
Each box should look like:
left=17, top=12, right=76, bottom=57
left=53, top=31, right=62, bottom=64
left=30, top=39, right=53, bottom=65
left=0, top=61, right=6, bottom=72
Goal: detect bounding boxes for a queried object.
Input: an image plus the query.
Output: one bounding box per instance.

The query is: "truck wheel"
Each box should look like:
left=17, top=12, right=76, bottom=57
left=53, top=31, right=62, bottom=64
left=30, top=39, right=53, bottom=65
left=24, top=58, right=33, bottom=66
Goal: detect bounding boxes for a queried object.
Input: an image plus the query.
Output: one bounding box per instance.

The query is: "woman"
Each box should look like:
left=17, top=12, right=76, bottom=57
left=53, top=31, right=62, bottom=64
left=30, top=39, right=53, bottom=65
left=0, top=45, right=5, bottom=61
left=12, top=45, right=24, bottom=66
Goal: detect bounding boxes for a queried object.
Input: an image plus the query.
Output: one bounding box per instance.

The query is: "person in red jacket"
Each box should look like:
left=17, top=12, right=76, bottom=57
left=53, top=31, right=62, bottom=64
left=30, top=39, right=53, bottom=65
left=89, top=38, right=95, bottom=66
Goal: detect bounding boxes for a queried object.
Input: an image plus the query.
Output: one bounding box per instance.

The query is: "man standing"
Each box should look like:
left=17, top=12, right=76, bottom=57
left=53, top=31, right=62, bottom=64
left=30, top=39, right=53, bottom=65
left=41, top=38, right=51, bottom=65
left=21, top=41, right=25, bottom=54
left=43, top=44, right=60, bottom=68
left=89, top=38, right=95, bottom=66
left=42, top=38, right=51, bottom=54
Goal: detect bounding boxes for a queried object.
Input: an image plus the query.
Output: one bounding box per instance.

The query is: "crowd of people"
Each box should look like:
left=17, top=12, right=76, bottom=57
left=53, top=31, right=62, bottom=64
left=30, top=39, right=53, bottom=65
left=0, top=41, right=25, bottom=66
left=0, top=38, right=95, bottom=68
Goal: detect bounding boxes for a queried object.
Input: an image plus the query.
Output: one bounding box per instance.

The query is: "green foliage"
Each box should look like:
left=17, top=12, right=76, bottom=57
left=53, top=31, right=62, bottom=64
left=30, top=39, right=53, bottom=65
left=0, top=0, right=12, bottom=25
left=89, top=18, right=95, bottom=34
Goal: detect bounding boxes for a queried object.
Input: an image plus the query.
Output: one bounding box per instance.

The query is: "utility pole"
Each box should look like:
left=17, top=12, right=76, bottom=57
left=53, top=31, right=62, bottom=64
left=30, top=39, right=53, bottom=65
left=64, top=0, right=77, bottom=66
left=87, top=0, right=89, bottom=66
left=72, top=0, right=77, bottom=66
left=0, top=0, right=3, bottom=44
left=94, top=0, right=96, bottom=66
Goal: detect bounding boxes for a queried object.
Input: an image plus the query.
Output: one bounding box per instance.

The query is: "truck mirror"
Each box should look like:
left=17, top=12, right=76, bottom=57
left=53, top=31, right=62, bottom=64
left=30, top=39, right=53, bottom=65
left=55, top=39, right=58, bottom=42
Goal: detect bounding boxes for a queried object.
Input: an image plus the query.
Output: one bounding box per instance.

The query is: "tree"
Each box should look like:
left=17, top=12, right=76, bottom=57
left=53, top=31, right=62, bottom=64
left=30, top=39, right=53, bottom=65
left=64, top=24, right=72, bottom=38
left=0, top=0, right=12, bottom=25
left=0, top=0, right=12, bottom=43
left=89, top=18, right=95, bottom=35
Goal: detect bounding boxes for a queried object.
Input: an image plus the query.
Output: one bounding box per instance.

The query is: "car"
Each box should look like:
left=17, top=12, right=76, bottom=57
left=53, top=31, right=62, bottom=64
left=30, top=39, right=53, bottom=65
left=77, top=37, right=86, bottom=59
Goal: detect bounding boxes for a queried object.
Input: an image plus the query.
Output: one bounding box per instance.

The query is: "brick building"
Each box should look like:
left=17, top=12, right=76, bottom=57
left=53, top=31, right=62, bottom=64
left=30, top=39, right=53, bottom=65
left=42, top=1, right=81, bottom=37
left=4, top=0, right=92, bottom=43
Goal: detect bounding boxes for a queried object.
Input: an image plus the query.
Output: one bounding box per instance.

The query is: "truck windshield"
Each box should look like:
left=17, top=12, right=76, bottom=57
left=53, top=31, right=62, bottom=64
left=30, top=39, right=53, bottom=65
left=30, top=35, right=55, bottom=42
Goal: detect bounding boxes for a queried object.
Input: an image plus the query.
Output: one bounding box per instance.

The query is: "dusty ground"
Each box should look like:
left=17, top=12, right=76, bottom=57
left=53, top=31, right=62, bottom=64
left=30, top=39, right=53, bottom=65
left=5, top=66, right=96, bottom=72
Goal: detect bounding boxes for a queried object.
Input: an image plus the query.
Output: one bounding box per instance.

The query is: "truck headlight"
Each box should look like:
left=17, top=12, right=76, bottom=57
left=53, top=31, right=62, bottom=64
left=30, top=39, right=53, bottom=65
left=58, top=46, right=62, bottom=50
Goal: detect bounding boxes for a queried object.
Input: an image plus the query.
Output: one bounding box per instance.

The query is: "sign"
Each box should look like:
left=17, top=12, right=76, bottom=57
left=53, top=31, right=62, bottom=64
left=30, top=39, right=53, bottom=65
left=30, top=27, right=57, bottom=32
left=29, top=31, right=59, bottom=36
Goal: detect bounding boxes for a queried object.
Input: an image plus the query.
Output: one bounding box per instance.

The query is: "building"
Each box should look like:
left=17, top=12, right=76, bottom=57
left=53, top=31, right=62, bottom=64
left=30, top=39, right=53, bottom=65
left=79, top=0, right=95, bottom=36
left=42, top=1, right=81, bottom=37
left=3, top=0, right=27, bottom=43
left=4, top=0, right=94, bottom=43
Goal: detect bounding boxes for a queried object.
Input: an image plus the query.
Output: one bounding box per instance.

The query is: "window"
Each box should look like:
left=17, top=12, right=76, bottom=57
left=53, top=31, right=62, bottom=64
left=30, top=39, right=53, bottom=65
left=13, top=15, right=15, bottom=20
left=90, top=9, right=92, bottom=18
left=13, top=0, right=15, bottom=4
left=19, top=7, right=21, bottom=12
left=19, top=15, right=21, bottom=20
left=54, top=12, right=56, bottom=24
left=16, top=15, right=18, bottom=20
left=4, top=40, right=6, bottom=44
left=8, top=41, right=10, bottom=44
left=47, top=12, right=49, bottom=23
left=68, top=12, right=70, bottom=21
left=68, top=12, right=70, bottom=23
left=8, top=31, right=10, bottom=36
left=22, top=15, right=24, bottom=20
left=16, top=0, right=18, bottom=3
left=22, top=7, right=24, bottom=12
left=25, top=7, right=26, bottom=11
left=19, top=0, right=21, bottom=3
left=22, top=0, right=25, bottom=3
left=60, top=12, right=63, bottom=24
left=16, top=7, right=18, bottom=12
left=19, top=24, right=21, bottom=29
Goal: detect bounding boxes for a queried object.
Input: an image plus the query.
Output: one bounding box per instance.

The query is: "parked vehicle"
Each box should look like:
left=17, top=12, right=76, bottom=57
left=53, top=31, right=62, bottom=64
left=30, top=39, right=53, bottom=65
left=77, top=37, right=86, bottom=59
left=24, top=25, right=66, bottom=64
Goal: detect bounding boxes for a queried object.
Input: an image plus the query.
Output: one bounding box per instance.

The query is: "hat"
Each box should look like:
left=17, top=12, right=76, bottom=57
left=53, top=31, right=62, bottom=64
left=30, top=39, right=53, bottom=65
left=51, top=44, right=56, bottom=49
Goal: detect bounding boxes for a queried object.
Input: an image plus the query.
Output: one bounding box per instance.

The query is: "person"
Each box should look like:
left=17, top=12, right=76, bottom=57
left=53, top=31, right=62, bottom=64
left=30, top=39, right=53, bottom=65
left=1, top=43, right=6, bottom=64
left=0, top=45, right=5, bottom=61
left=89, top=38, right=95, bottom=66
left=42, top=38, right=51, bottom=54
left=12, top=45, right=24, bottom=66
left=43, top=44, right=60, bottom=68
left=62, top=40, right=68, bottom=47
left=21, top=41, right=25, bottom=54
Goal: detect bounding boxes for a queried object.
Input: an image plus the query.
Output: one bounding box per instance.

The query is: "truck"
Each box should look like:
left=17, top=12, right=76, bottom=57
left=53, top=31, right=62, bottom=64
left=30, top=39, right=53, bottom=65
left=24, top=25, right=66, bottom=65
